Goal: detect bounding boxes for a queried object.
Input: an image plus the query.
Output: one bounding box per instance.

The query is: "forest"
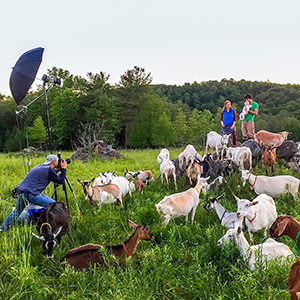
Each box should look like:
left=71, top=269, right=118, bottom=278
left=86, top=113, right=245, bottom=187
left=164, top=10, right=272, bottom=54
left=1, top=66, right=300, bottom=153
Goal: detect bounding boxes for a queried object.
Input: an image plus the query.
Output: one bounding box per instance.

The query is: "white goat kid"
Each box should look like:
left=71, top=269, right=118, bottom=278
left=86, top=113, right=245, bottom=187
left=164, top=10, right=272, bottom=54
left=226, top=146, right=252, bottom=170
left=205, top=131, right=229, bottom=157
left=240, top=169, right=300, bottom=198
left=178, top=144, right=203, bottom=170
left=235, top=193, right=277, bottom=242
left=217, top=225, right=293, bottom=271
left=159, top=156, right=177, bottom=189
left=155, top=175, right=209, bottom=225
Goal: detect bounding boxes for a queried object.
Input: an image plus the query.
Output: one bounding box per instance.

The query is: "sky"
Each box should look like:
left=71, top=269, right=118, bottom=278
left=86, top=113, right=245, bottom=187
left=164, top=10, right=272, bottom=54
left=1, top=0, right=300, bottom=97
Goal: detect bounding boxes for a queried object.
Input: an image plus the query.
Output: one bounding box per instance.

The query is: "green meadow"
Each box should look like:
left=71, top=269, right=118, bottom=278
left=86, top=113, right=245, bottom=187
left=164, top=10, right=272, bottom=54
left=0, top=149, right=299, bottom=300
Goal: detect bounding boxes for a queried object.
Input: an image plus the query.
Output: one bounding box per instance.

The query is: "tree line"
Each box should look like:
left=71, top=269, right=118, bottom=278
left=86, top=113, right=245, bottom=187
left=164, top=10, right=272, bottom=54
left=1, top=66, right=300, bottom=152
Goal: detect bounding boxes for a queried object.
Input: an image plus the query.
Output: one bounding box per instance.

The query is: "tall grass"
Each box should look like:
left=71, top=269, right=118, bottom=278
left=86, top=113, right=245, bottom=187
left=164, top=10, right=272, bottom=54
left=0, top=149, right=299, bottom=299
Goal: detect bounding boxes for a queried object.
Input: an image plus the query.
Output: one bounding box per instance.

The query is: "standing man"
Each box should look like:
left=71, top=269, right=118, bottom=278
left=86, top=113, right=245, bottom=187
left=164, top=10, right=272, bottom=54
left=241, top=93, right=259, bottom=141
left=0, top=154, right=67, bottom=231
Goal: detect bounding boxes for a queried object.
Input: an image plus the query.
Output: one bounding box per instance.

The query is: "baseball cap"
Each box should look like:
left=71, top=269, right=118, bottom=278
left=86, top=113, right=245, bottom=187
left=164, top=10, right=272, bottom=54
left=43, top=154, right=58, bottom=165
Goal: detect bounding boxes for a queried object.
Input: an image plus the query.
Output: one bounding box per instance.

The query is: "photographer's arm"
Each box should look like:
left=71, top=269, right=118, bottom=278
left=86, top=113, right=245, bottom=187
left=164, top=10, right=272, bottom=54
left=48, top=166, right=67, bottom=185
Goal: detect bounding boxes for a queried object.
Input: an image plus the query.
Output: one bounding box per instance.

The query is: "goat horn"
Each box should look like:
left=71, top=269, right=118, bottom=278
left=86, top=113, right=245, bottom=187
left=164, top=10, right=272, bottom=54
left=32, top=232, right=45, bottom=241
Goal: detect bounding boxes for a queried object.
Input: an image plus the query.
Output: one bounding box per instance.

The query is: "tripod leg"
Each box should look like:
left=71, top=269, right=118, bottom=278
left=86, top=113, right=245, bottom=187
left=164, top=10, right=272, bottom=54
left=65, top=177, right=84, bottom=216
left=51, top=183, right=59, bottom=201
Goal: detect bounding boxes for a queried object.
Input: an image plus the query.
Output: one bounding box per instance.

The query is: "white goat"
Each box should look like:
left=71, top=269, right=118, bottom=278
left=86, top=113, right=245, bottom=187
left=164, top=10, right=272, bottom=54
left=204, top=194, right=239, bottom=229
left=157, top=148, right=170, bottom=165
left=178, top=144, right=203, bottom=170
left=226, top=146, right=252, bottom=170
left=159, top=157, right=177, bottom=189
left=217, top=225, right=294, bottom=271
left=234, top=193, right=277, bottom=242
left=77, top=179, right=123, bottom=206
left=205, top=131, right=229, bottom=156
left=240, top=169, right=300, bottom=198
left=155, top=175, right=209, bottom=225
left=94, top=172, right=135, bottom=197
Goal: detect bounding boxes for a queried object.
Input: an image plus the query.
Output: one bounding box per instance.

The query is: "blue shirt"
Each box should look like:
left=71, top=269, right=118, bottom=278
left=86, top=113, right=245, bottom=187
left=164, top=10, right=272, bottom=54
left=18, top=164, right=66, bottom=196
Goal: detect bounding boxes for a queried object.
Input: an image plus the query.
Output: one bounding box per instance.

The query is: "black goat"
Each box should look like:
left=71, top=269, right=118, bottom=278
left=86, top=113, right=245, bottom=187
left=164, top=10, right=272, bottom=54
left=32, top=201, right=69, bottom=259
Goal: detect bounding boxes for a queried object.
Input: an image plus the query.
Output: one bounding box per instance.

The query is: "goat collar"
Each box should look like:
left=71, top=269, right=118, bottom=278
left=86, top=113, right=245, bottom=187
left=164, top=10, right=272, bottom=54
left=247, top=212, right=257, bottom=223
left=123, top=243, right=130, bottom=257
left=220, top=210, right=228, bottom=224
left=194, top=187, right=200, bottom=196
left=247, top=250, right=253, bottom=265
left=250, top=176, right=257, bottom=190
left=295, top=231, right=300, bottom=257
left=40, top=222, right=52, bottom=234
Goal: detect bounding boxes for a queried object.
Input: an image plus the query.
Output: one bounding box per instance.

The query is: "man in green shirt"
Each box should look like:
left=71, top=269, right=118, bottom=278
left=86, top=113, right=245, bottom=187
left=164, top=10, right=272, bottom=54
left=241, top=93, right=259, bottom=141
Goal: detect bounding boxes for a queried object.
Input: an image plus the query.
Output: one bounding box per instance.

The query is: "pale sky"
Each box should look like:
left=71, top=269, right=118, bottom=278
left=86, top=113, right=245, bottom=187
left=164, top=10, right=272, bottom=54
left=1, top=0, right=300, bottom=97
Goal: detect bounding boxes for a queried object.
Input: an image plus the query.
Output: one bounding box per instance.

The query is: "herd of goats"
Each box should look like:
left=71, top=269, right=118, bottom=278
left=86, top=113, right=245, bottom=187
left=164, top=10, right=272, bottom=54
left=28, top=129, right=300, bottom=299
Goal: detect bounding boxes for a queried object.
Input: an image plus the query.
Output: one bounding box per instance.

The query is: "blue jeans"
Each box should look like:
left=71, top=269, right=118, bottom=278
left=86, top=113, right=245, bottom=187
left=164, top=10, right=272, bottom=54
left=0, top=193, right=55, bottom=231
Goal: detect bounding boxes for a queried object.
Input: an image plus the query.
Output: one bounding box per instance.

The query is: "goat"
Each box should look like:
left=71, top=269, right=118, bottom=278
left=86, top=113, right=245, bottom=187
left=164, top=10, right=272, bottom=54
left=32, top=202, right=69, bottom=259
left=157, top=148, right=170, bottom=165
left=205, top=131, right=229, bottom=157
left=241, top=169, right=300, bottom=198
left=204, top=194, right=240, bottom=229
left=155, top=175, right=209, bottom=225
left=217, top=225, right=293, bottom=271
left=94, top=172, right=135, bottom=197
left=234, top=193, right=277, bottom=242
left=262, top=146, right=276, bottom=176
left=186, top=160, right=202, bottom=186
left=178, top=144, right=203, bottom=170
left=288, top=258, right=300, bottom=300
left=255, top=130, right=289, bottom=148
left=63, top=219, right=154, bottom=271
left=77, top=178, right=123, bottom=206
left=159, top=156, right=177, bottom=189
left=124, top=168, right=153, bottom=186
left=225, top=146, right=252, bottom=170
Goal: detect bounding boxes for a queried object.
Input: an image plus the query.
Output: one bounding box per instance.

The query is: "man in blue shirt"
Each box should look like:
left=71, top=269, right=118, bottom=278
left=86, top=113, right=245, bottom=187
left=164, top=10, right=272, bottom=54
left=0, top=154, right=67, bottom=231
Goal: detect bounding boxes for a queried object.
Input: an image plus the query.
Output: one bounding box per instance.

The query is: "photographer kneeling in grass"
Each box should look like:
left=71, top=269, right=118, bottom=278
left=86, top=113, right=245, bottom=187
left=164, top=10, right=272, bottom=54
left=0, top=155, right=67, bottom=231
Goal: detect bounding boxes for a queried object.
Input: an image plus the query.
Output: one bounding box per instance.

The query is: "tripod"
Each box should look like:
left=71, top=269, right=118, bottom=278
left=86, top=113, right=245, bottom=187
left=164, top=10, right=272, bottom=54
left=52, top=175, right=84, bottom=216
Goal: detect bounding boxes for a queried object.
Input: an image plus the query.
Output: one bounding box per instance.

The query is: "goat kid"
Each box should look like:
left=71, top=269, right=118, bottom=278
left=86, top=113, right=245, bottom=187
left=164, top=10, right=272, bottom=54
left=32, top=202, right=69, bottom=259
left=262, top=146, right=276, bottom=176
left=63, top=219, right=154, bottom=271
left=186, top=160, right=202, bottom=186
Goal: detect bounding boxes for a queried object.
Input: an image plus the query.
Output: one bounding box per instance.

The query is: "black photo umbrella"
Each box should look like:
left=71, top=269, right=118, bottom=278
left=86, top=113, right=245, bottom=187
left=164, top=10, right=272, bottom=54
left=9, top=47, right=44, bottom=105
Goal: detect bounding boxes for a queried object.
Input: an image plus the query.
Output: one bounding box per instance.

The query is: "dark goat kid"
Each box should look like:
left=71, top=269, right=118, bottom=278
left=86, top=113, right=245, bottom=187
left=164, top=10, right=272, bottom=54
left=63, top=219, right=154, bottom=271
left=32, top=201, right=69, bottom=259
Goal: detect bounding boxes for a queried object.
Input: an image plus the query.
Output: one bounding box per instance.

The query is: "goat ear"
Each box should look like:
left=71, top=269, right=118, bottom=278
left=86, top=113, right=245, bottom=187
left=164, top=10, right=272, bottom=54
left=125, top=168, right=128, bottom=172
left=128, top=219, right=138, bottom=229
left=275, top=217, right=290, bottom=236
left=53, top=226, right=63, bottom=238
left=204, top=176, right=210, bottom=181
left=217, top=194, right=224, bottom=201
left=77, top=179, right=82, bottom=185
left=250, top=200, right=259, bottom=206
left=32, top=232, right=45, bottom=241
left=98, top=172, right=101, bottom=176
left=237, top=227, right=242, bottom=235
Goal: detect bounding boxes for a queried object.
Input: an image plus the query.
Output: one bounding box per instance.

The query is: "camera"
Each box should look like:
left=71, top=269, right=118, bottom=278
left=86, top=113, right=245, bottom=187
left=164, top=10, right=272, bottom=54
left=57, top=152, right=71, bottom=169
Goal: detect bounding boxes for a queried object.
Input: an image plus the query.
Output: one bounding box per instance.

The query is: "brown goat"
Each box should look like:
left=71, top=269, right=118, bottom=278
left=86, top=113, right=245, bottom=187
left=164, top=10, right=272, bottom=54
left=63, top=219, right=154, bottom=271
left=186, top=161, right=202, bottom=186
left=255, top=130, right=289, bottom=148
left=262, top=146, right=276, bottom=176
left=289, top=258, right=300, bottom=300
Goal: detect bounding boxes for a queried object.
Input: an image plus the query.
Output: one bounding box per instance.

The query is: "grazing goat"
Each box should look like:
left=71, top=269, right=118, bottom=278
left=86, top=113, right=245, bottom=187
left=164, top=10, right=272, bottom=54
left=204, top=194, right=240, bottom=229
left=234, top=193, right=277, bottom=242
left=205, top=131, right=229, bottom=157
left=157, top=148, right=170, bottom=165
left=63, top=219, right=154, bottom=271
left=178, top=144, right=203, bottom=170
left=124, top=169, right=153, bottom=186
left=159, top=156, right=177, bottom=189
left=32, top=202, right=69, bottom=259
left=241, top=169, right=300, bottom=198
left=288, top=258, right=300, bottom=300
left=77, top=178, right=123, bottom=206
left=94, top=172, right=135, bottom=197
left=217, top=225, right=293, bottom=271
left=226, top=146, right=252, bottom=170
left=262, top=146, right=276, bottom=176
left=255, top=130, right=289, bottom=148
left=186, top=160, right=202, bottom=186
left=155, top=175, right=209, bottom=225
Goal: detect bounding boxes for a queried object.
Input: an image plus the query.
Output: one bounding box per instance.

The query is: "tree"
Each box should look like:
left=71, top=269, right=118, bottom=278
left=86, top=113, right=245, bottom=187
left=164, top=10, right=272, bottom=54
left=152, top=111, right=175, bottom=147
left=118, top=66, right=152, bottom=88
left=173, top=108, right=188, bottom=146
left=28, top=116, right=46, bottom=148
